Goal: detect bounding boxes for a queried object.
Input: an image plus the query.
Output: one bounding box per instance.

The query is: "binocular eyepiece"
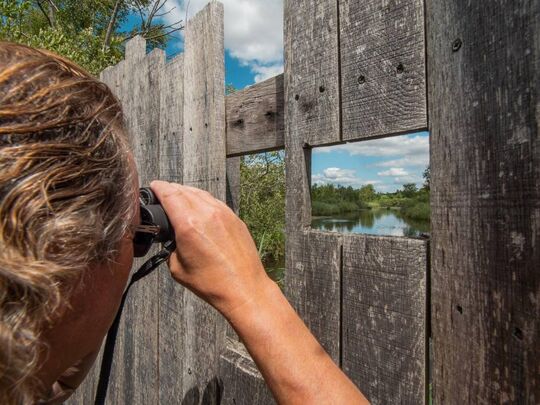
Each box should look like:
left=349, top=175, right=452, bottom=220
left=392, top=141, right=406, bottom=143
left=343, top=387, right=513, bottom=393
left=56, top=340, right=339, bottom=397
left=133, top=187, right=175, bottom=257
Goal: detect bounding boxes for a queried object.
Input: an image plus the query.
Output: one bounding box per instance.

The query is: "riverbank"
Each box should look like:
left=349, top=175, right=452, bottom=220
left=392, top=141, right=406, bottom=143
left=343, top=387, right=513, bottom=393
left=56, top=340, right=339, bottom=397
left=311, top=208, right=430, bottom=237
left=313, top=202, right=430, bottom=222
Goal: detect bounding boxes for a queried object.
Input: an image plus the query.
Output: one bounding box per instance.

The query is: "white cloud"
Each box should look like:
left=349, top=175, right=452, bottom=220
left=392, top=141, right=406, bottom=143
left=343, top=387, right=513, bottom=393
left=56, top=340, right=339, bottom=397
left=312, top=167, right=379, bottom=188
left=374, top=154, right=429, bottom=168
left=393, top=175, right=422, bottom=185
left=378, top=167, right=408, bottom=177
left=251, top=63, right=285, bottom=83
left=314, top=134, right=429, bottom=159
left=161, top=0, right=284, bottom=82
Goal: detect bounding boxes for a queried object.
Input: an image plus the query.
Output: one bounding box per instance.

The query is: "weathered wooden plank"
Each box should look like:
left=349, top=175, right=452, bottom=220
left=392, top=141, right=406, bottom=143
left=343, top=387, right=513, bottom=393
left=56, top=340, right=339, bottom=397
left=284, top=0, right=340, bottom=147
left=157, top=53, right=185, bottom=404
left=339, top=0, right=427, bottom=140
left=91, top=38, right=165, bottom=405
left=226, top=157, right=241, bottom=215
left=219, top=339, right=275, bottom=405
left=283, top=0, right=343, bottom=384
left=226, top=74, right=284, bottom=156
left=342, top=234, right=427, bottom=405
left=181, top=2, right=227, bottom=403
left=183, top=0, right=226, bottom=199
left=285, top=230, right=342, bottom=362
left=427, top=0, right=540, bottom=403
left=112, top=44, right=164, bottom=405
left=158, top=54, right=184, bottom=183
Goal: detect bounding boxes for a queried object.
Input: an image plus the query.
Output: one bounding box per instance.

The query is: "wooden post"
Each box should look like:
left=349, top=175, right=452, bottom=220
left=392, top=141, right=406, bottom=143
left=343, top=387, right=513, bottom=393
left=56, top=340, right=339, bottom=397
left=181, top=1, right=227, bottom=403
left=427, top=0, right=540, bottom=402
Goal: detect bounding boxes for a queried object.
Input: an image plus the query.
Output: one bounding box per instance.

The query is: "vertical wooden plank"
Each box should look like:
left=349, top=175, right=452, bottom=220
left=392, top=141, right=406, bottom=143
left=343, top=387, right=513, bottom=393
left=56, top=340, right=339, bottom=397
left=342, top=234, right=427, bottom=405
left=157, top=53, right=185, bottom=403
left=83, top=38, right=165, bottom=405
left=226, top=157, right=240, bottom=215
left=219, top=339, right=274, bottom=405
left=427, top=0, right=540, bottom=403
left=181, top=2, right=227, bottom=403
left=111, top=43, right=165, bottom=405
left=183, top=0, right=226, bottom=199
left=284, top=0, right=342, bottom=375
left=284, top=0, right=340, bottom=147
left=285, top=231, right=341, bottom=361
left=339, top=0, right=427, bottom=140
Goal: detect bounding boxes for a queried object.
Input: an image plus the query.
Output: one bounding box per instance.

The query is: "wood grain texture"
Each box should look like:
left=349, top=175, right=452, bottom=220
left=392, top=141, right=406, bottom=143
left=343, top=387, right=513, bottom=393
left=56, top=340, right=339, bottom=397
left=183, top=0, right=226, bottom=199
left=226, top=157, right=240, bottom=215
left=157, top=53, right=185, bottom=404
left=285, top=230, right=342, bottom=362
left=284, top=0, right=340, bottom=147
left=219, top=339, right=275, bottom=405
left=342, top=234, right=427, bottom=405
left=181, top=2, right=228, bottom=403
left=226, top=74, right=284, bottom=156
left=427, top=0, right=540, bottom=403
left=339, top=0, right=427, bottom=140
left=97, top=38, right=165, bottom=405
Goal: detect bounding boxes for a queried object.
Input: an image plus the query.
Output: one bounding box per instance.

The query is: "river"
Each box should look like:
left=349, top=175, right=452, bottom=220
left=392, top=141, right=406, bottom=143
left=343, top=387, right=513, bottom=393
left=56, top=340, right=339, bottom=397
left=311, top=208, right=429, bottom=237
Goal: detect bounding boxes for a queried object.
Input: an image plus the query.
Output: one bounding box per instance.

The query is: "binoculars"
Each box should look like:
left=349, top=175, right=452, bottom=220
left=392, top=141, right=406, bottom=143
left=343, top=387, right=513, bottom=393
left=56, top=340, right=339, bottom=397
left=133, top=187, right=175, bottom=257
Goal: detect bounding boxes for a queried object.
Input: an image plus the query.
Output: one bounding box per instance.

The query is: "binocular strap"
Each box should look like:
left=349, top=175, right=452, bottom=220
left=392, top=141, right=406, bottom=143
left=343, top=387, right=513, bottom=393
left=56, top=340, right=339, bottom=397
left=94, top=241, right=176, bottom=405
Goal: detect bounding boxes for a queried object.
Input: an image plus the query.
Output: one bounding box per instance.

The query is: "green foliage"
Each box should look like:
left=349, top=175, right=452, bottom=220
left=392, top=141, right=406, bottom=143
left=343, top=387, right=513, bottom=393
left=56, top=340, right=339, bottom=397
left=1, top=0, right=120, bottom=74
left=0, top=0, right=181, bottom=75
left=225, top=83, right=237, bottom=95
left=401, top=183, right=418, bottom=198
left=311, top=183, right=369, bottom=216
left=239, top=152, right=285, bottom=268
left=423, top=165, right=430, bottom=191
left=358, top=184, right=376, bottom=202
left=311, top=170, right=431, bottom=222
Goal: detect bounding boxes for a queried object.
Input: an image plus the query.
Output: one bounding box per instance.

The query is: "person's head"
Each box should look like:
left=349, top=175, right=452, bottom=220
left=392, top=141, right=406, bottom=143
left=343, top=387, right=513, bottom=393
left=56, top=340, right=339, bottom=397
left=0, top=42, right=138, bottom=403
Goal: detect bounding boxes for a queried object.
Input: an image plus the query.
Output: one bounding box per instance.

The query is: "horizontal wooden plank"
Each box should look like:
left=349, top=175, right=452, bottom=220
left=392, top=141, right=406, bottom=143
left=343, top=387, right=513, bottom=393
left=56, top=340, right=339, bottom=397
left=341, top=234, right=427, bottom=405
left=226, top=74, right=284, bottom=156
left=219, top=339, right=274, bottom=404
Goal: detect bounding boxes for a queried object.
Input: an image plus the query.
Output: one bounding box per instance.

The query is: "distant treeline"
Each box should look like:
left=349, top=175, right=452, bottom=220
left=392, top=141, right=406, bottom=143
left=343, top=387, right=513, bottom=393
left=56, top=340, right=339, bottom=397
left=312, top=180, right=430, bottom=221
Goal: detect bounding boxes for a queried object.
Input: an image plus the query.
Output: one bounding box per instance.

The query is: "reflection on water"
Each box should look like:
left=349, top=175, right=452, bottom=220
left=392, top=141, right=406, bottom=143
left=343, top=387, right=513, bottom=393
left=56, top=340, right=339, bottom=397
left=311, top=209, right=429, bottom=237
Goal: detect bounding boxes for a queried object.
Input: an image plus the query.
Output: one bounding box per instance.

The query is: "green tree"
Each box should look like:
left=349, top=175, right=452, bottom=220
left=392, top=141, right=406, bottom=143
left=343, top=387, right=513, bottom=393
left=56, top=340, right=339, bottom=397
left=239, top=151, right=285, bottom=268
left=401, top=183, right=418, bottom=198
left=422, top=165, right=430, bottom=191
left=358, top=184, right=376, bottom=202
left=0, top=0, right=182, bottom=75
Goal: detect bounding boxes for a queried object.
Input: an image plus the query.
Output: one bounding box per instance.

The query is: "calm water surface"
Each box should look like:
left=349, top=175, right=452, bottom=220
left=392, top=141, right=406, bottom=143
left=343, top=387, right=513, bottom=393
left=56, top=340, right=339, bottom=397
left=311, top=209, right=429, bottom=237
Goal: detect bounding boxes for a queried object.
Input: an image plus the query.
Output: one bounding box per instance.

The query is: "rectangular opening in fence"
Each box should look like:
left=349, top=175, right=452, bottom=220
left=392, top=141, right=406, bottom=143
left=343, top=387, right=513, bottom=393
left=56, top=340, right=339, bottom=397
left=310, top=132, right=430, bottom=237
left=238, top=151, right=285, bottom=283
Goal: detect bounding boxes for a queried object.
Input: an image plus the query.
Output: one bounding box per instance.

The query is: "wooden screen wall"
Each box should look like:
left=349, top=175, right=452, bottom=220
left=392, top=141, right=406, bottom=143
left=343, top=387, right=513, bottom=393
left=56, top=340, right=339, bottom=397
left=67, top=2, right=229, bottom=403
left=69, top=0, right=539, bottom=403
left=283, top=0, right=429, bottom=404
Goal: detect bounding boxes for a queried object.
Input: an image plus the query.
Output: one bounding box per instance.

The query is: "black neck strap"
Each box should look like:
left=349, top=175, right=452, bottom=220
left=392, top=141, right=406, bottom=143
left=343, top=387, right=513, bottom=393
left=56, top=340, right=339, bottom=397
left=94, top=241, right=176, bottom=405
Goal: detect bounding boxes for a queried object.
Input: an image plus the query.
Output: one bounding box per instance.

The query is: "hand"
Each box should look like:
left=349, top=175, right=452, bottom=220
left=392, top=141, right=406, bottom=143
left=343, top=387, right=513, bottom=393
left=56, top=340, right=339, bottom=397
left=150, top=180, right=275, bottom=318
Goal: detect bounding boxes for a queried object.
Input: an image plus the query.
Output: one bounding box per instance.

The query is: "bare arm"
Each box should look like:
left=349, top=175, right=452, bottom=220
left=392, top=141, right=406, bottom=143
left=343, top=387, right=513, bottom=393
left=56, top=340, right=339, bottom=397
left=152, top=180, right=369, bottom=405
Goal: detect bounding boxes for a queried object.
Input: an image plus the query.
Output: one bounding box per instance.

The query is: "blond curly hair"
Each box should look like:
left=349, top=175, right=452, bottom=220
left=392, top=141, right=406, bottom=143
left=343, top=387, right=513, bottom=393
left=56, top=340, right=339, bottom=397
left=0, top=42, right=136, bottom=404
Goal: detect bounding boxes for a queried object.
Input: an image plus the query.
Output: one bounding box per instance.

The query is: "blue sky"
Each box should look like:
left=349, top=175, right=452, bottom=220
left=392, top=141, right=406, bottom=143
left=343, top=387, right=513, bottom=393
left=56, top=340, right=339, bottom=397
left=123, top=0, right=283, bottom=89
left=312, top=132, right=429, bottom=193
left=122, top=1, right=428, bottom=192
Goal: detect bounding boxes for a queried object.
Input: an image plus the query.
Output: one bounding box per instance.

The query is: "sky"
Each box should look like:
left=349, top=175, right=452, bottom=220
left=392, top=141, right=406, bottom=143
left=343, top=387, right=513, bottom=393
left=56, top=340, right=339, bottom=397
left=122, top=1, right=429, bottom=193
left=312, top=132, right=429, bottom=193
left=123, top=0, right=284, bottom=88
